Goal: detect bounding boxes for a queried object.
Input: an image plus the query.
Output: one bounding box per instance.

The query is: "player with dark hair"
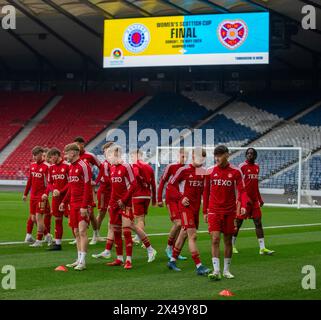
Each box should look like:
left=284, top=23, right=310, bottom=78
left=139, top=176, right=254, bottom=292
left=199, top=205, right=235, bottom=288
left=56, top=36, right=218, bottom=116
left=73, top=136, right=102, bottom=245
left=42, top=147, right=70, bottom=251
left=203, top=145, right=249, bottom=280
left=23, top=146, right=50, bottom=247
left=232, top=147, right=275, bottom=255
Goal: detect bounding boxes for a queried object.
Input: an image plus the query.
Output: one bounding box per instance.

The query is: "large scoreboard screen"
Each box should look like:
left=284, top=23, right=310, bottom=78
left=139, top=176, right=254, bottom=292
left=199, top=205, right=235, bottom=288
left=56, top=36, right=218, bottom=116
left=103, top=12, right=269, bottom=68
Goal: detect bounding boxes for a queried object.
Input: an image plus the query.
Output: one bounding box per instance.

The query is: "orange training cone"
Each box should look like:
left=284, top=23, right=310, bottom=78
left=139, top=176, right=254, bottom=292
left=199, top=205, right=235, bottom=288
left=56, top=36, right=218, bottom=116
left=55, top=265, right=68, bottom=272
left=219, top=289, right=234, bottom=297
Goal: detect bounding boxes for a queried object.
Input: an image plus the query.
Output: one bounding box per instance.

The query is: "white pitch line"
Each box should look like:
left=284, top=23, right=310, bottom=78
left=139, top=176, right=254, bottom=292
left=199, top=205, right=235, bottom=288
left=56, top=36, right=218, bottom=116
left=0, top=222, right=321, bottom=246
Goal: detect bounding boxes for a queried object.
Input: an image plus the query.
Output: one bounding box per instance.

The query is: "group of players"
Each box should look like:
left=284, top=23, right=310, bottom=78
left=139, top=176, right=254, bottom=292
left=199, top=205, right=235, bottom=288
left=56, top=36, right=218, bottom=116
left=23, top=136, right=274, bottom=279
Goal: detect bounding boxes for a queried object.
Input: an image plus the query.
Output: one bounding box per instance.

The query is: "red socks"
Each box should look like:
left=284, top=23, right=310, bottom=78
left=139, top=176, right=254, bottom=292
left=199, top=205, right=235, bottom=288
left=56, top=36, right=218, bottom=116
left=44, top=214, right=51, bottom=235
left=55, top=218, right=63, bottom=241
left=191, top=252, right=201, bottom=266
left=27, top=216, right=35, bottom=234
left=167, top=236, right=175, bottom=247
left=105, top=238, right=114, bottom=251
left=114, top=228, right=123, bottom=256
left=37, top=231, right=43, bottom=241
left=141, top=236, right=151, bottom=249
left=172, top=246, right=181, bottom=260
left=123, top=227, right=133, bottom=258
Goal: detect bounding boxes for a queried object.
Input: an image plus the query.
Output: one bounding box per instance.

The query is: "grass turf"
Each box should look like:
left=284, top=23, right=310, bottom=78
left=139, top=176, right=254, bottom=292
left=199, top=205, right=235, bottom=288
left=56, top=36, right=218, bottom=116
left=0, top=191, right=320, bottom=300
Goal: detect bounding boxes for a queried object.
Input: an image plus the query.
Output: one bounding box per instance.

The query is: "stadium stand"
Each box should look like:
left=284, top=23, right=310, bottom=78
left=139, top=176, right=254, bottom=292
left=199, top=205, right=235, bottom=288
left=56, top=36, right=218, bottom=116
left=92, top=92, right=211, bottom=154
left=0, top=92, right=144, bottom=179
left=0, top=92, right=53, bottom=152
left=243, top=92, right=321, bottom=119
left=262, top=155, right=321, bottom=191
left=181, top=91, right=230, bottom=111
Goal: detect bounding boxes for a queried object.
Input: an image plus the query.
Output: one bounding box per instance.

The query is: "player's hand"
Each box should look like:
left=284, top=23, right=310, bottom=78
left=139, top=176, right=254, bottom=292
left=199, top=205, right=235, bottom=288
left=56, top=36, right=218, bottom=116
left=260, top=201, right=264, bottom=207
left=240, top=207, right=247, bottom=216
left=117, top=200, right=125, bottom=210
left=59, top=203, right=65, bottom=212
left=80, top=208, right=88, bottom=217
left=203, top=214, right=208, bottom=224
left=53, top=189, right=60, bottom=197
left=41, top=194, right=48, bottom=201
left=22, top=195, right=27, bottom=202
left=181, top=197, right=190, bottom=207
left=158, top=201, right=163, bottom=207
left=91, top=180, right=96, bottom=186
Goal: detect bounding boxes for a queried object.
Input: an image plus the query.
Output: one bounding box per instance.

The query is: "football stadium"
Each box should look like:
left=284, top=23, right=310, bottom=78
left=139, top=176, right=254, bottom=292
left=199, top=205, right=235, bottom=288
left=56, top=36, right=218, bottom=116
left=0, top=0, right=320, bottom=304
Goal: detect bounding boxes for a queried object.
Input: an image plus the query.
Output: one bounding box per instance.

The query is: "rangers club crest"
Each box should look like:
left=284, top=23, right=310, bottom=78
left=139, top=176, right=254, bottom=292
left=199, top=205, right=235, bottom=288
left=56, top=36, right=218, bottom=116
left=123, top=23, right=150, bottom=54
left=218, top=20, right=248, bottom=50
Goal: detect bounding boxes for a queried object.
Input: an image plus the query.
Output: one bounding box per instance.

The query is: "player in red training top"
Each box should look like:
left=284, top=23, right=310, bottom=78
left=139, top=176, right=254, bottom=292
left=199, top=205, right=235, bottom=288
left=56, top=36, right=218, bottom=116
left=105, top=145, right=157, bottom=269
left=59, top=143, right=93, bottom=271
left=23, top=146, right=50, bottom=247
left=74, top=136, right=101, bottom=245
left=42, top=147, right=53, bottom=246
left=130, top=149, right=156, bottom=246
left=92, top=142, right=116, bottom=260
left=157, top=148, right=188, bottom=260
left=167, top=148, right=211, bottom=276
left=233, top=148, right=275, bottom=255
left=42, top=148, right=69, bottom=251
left=203, top=145, right=249, bottom=280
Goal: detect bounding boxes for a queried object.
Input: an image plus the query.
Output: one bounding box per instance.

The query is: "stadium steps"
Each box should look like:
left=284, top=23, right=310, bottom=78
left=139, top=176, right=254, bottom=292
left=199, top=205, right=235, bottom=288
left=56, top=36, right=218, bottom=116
left=256, top=101, right=321, bottom=184
left=86, top=96, right=153, bottom=154
left=242, top=99, right=321, bottom=149
left=0, top=95, right=63, bottom=165
left=159, top=94, right=237, bottom=148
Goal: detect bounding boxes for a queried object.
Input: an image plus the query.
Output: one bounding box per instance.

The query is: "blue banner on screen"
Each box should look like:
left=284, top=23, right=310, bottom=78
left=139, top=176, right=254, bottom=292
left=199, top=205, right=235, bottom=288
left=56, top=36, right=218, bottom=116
left=103, top=12, right=269, bottom=68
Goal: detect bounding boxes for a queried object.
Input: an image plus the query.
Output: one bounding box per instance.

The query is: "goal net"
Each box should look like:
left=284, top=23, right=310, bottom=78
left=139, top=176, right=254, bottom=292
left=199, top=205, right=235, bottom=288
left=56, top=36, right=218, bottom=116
left=154, top=146, right=318, bottom=209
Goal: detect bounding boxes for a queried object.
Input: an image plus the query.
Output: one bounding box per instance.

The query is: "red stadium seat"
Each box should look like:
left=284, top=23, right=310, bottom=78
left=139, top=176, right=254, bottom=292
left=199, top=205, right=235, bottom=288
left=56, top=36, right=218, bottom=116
left=0, top=92, right=143, bottom=179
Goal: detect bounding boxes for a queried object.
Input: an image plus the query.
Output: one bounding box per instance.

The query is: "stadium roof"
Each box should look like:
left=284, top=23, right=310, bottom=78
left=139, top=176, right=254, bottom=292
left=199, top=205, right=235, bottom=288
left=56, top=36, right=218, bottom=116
left=0, top=0, right=320, bottom=72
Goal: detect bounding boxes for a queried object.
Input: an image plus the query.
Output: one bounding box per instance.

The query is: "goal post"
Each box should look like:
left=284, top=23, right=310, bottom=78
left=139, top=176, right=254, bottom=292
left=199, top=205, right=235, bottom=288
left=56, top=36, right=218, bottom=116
left=154, top=145, right=318, bottom=209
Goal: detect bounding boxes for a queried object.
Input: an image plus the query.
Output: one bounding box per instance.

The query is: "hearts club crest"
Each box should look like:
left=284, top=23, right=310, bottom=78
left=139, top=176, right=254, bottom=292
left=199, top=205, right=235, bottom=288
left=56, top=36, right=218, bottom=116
left=218, top=20, right=248, bottom=50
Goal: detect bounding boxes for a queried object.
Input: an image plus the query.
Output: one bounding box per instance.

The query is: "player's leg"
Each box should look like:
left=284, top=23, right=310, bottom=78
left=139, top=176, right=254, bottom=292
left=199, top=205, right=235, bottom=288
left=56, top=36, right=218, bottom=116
left=223, top=233, right=234, bottom=278
left=25, top=200, right=36, bottom=243
left=188, top=228, right=210, bottom=275
left=232, top=218, right=243, bottom=254
left=48, top=198, right=63, bottom=251
left=95, top=189, right=109, bottom=241
left=124, top=208, right=157, bottom=263
left=66, top=228, right=81, bottom=268
left=221, top=214, right=237, bottom=279
left=166, top=219, right=181, bottom=258
left=96, top=209, right=107, bottom=232
left=43, top=200, right=53, bottom=245
left=74, top=220, right=89, bottom=271
left=132, top=199, right=147, bottom=245
left=89, top=206, right=100, bottom=245
left=106, top=224, right=124, bottom=266
left=92, top=222, right=114, bottom=259
left=165, top=202, right=187, bottom=260
left=121, top=216, right=134, bottom=269
left=208, top=230, right=221, bottom=280
left=30, top=211, right=45, bottom=247
left=168, top=228, right=187, bottom=271
left=253, top=215, right=275, bottom=255
left=208, top=213, right=223, bottom=280
left=107, top=208, right=124, bottom=266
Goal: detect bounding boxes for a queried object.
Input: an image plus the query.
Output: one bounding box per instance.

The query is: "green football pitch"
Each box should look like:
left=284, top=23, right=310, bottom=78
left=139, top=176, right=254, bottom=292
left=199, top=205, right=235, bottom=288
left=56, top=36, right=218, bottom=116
left=0, top=191, right=320, bottom=300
